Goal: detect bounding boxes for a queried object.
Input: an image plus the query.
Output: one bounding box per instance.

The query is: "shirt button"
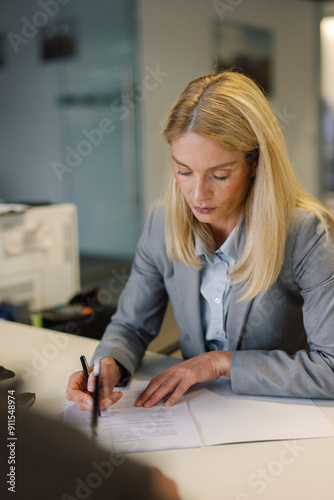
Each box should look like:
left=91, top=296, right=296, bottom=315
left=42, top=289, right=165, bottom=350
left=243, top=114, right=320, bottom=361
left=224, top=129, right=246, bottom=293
left=215, top=297, right=221, bottom=304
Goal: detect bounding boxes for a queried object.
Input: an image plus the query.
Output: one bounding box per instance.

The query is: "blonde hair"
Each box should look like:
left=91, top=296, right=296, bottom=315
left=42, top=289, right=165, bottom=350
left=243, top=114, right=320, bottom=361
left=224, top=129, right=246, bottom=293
left=163, top=71, right=334, bottom=300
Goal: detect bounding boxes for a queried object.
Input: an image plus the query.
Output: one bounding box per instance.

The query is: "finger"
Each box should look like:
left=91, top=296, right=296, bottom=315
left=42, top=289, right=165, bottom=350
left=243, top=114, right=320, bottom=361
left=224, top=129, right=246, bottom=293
left=141, top=374, right=193, bottom=408
left=75, top=401, right=93, bottom=412
left=135, top=378, right=164, bottom=406
left=87, top=369, right=110, bottom=396
left=88, top=363, right=118, bottom=395
left=100, top=391, right=123, bottom=409
left=67, top=370, right=88, bottom=391
left=137, top=378, right=180, bottom=408
left=87, top=370, right=96, bottom=393
left=67, top=389, right=93, bottom=411
left=164, top=383, right=189, bottom=407
left=146, top=381, right=190, bottom=408
left=66, top=371, right=92, bottom=405
left=100, top=374, right=118, bottom=401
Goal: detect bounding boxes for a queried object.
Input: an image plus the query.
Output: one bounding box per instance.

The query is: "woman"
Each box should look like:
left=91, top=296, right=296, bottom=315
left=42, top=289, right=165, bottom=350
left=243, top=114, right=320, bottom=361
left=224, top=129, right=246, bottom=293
left=66, top=71, right=334, bottom=412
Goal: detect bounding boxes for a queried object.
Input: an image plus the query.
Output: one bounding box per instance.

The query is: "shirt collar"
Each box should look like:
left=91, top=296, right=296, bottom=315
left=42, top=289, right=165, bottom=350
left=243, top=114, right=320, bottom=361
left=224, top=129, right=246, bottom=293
left=195, top=226, right=238, bottom=262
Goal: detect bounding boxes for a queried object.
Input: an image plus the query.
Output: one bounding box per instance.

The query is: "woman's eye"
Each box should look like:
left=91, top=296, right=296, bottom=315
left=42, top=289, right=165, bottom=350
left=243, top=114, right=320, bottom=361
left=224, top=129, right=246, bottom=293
left=177, top=170, right=192, bottom=176
left=212, top=174, right=230, bottom=181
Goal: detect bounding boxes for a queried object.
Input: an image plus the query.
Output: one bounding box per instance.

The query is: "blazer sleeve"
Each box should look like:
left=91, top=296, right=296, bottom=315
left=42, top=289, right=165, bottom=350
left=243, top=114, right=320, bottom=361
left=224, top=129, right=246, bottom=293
left=231, top=211, right=334, bottom=399
left=91, top=203, right=169, bottom=379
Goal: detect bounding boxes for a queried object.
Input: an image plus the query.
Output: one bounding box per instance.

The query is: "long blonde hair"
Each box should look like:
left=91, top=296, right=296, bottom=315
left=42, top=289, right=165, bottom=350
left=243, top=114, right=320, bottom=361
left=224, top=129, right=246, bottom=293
left=163, top=71, right=334, bottom=300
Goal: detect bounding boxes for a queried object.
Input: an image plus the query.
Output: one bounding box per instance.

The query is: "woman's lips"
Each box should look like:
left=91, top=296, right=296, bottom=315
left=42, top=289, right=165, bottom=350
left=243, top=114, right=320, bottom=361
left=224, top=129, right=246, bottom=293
left=193, top=206, right=216, bottom=214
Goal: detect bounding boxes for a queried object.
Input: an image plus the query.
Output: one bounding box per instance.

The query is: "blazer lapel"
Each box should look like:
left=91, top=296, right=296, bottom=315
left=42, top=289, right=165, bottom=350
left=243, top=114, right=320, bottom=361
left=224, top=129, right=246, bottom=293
left=227, top=221, right=254, bottom=351
left=227, top=286, right=253, bottom=350
left=174, top=260, right=206, bottom=355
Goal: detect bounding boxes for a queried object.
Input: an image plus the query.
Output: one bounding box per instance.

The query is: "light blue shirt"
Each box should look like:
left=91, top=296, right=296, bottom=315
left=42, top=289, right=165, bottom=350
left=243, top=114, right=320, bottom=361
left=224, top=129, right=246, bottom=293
left=196, top=229, right=237, bottom=351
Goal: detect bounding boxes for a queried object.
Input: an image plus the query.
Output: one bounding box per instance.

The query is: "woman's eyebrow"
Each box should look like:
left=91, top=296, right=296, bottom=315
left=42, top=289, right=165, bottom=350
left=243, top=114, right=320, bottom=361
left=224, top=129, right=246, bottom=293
left=172, top=155, right=237, bottom=170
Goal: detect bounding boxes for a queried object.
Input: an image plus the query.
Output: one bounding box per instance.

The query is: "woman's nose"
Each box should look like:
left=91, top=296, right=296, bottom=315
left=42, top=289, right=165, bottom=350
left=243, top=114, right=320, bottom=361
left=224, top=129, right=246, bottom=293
left=193, top=177, right=212, bottom=201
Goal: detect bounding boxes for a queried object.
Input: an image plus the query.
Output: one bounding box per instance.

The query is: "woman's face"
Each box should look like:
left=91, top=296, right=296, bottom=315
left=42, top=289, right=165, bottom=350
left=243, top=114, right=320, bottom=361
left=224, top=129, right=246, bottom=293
left=172, top=132, right=256, bottom=242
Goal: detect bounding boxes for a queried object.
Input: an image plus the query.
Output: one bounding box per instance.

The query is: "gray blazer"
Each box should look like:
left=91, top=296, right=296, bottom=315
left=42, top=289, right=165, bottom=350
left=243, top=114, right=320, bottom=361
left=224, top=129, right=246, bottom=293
left=92, top=203, right=334, bottom=399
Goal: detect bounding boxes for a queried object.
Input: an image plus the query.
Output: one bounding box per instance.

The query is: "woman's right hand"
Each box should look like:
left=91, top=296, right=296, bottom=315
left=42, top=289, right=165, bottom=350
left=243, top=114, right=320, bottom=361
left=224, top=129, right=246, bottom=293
left=65, top=357, right=123, bottom=411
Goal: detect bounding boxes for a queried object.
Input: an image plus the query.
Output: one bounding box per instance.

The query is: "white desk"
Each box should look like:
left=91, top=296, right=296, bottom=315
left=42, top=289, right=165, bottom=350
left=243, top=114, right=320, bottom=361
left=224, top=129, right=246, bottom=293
left=2, top=319, right=334, bottom=500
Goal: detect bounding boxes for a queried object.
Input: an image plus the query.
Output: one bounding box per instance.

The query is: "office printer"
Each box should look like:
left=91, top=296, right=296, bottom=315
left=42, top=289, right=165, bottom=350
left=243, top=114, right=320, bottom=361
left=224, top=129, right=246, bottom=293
left=0, top=203, right=80, bottom=312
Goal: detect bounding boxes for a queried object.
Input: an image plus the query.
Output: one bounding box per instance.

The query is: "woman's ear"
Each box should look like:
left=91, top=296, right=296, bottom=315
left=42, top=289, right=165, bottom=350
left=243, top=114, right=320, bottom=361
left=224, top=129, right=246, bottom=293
left=245, top=148, right=259, bottom=176
left=251, top=161, right=257, bottom=177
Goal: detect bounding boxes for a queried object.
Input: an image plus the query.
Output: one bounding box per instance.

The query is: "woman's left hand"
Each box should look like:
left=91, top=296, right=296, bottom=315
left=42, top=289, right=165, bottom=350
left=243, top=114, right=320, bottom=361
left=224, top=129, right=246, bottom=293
left=135, top=351, right=232, bottom=408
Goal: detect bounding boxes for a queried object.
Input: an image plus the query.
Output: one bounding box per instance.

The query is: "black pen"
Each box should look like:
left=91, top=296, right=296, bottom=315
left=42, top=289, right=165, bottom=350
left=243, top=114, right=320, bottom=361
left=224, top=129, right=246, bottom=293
left=91, top=361, right=100, bottom=440
left=80, top=355, right=101, bottom=418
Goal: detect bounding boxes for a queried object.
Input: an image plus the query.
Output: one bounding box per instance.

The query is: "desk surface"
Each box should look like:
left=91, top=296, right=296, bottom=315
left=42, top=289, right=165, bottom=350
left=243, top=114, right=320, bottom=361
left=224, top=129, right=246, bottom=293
left=2, top=319, right=334, bottom=500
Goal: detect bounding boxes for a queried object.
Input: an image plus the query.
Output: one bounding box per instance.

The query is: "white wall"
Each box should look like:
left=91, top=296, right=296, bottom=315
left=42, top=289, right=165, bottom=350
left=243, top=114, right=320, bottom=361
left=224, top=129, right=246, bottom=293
left=138, top=0, right=322, bottom=213
left=0, top=1, right=63, bottom=204
left=0, top=0, right=323, bottom=215
left=0, top=0, right=142, bottom=259
left=321, top=15, right=334, bottom=111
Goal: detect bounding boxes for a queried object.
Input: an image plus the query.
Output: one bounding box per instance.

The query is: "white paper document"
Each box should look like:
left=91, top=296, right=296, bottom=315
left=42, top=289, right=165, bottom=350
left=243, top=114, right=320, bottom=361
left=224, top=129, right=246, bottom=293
left=64, top=381, right=202, bottom=453
left=64, top=378, right=334, bottom=453
left=186, top=378, right=334, bottom=445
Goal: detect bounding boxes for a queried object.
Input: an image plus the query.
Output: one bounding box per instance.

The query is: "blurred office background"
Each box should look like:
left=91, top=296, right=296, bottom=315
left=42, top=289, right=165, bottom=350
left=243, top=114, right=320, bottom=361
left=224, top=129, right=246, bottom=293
left=0, top=0, right=334, bottom=349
